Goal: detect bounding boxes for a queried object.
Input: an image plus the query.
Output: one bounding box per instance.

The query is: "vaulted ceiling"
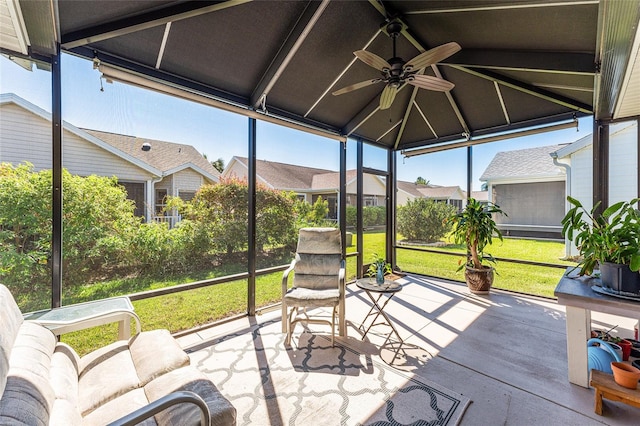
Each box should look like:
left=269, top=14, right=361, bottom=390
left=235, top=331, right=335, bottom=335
left=2, top=0, right=639, bottom=151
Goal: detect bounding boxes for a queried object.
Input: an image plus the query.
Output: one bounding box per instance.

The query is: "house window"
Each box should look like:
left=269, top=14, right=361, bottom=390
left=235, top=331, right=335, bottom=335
left=450, top=199, right=462, bottom=211
left=364, top=196, right=377, bottom=207
left=156, top=189, right=167, bottom=215
left=120, top=182, right=145, bottom=217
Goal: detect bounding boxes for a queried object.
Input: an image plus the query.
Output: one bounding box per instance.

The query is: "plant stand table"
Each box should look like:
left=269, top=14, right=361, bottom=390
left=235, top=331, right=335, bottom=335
left=23, top=296, right=141, bottom=340
left=356, top=278, right=406, bottom=363
left=554, top=268, right=640, bottom=388
left=590, top=369, right=640, bottom=415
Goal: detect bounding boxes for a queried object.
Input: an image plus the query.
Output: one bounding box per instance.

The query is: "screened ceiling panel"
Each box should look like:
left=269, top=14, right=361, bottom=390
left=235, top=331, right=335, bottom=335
left=4, top=0, right=639, bottom=150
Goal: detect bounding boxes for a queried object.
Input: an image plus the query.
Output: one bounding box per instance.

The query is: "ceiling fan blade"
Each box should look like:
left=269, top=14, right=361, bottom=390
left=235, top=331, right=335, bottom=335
left=332, top=78, right=382, bottom=96
left=354, top=50, right=391, bottom=71
left=379, top=85, right=398, bottom=110
left=404, top=42, right=461, bottom=71
left=408, top=75, right=455, bottom=92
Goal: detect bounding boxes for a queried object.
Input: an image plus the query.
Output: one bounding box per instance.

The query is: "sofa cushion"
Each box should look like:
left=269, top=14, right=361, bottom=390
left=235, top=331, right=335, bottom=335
left=0, top=321, right=58, bottom=425
left=144, top=367, right=237, bottom=426
left=82, top=388, right=156, bottom=426
left=0, top=284, right=25, bottom=396
left=50, top=344, right=80, bottom=407
left=78, top=340, right=139, bottom=416
left=129, top=329, right=190, bottom=385
left=49, top=398, right=82, bottom=426
left=0, top=373, right=54, bottom=426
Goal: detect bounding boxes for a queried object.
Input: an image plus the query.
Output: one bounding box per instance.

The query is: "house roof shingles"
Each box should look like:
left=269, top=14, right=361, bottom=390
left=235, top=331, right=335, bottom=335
left=480, top=144, right=568, bottom=182
left=234, top=157, right=336, bottom=190
left=84, top=129, right=220, bottom=179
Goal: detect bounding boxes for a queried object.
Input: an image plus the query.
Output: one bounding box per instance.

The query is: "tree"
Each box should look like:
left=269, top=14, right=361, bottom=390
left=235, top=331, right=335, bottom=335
left=181, top=177, right=297, bottom=255
left=294, top=196, right=330, bottom=227
left=415, top=176, right=429, bottom=185
left=397, top=198, right=456, bottom=242
left=211, top=157, right=225, bottom=173
left=202, top=154, right=225, bottom=173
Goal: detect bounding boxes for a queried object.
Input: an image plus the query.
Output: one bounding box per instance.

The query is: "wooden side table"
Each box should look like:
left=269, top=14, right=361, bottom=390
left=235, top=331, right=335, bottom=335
left=590, top=369, right=640, bottom=415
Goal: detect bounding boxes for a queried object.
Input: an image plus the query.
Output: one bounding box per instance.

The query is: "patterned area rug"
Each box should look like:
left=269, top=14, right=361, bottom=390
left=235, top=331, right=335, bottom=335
left=188, top=319, right=470, bottom=425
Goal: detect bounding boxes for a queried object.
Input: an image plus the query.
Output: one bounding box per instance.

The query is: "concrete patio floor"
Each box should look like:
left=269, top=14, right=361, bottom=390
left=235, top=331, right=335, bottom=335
left=177, top=274, right=640, bottom=425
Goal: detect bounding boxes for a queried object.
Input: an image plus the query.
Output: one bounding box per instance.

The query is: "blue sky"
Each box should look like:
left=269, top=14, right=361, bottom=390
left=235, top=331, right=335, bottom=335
left=0, top=53, right=593, bottom=190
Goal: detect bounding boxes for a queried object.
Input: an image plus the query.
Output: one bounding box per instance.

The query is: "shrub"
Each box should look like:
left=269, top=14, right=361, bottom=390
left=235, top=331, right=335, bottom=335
left=397, top=198, right=456, bottom=242
left=0, top=163, right=140, bottom=291
left=181, top=177, right=298, bottom=255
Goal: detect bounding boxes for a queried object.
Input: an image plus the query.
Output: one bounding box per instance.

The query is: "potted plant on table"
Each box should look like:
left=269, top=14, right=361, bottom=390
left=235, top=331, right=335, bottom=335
left=561, top=196, right=640, bottom=294
left=449, top=198, right=507, bottom=294
left=367, top=253, right=392, bottom=284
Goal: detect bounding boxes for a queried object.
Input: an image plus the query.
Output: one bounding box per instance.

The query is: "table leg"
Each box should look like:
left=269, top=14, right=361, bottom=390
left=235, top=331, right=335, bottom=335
left=594, top=388, right=603, bottom=415
left=565, top=305, right=591, bottom=387
left=359, top=291, right=403, bottom=343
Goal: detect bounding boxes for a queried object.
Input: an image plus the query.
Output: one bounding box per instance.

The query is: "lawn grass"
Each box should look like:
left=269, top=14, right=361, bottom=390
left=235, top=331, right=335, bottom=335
left=59, top=232, right=576, bottom=355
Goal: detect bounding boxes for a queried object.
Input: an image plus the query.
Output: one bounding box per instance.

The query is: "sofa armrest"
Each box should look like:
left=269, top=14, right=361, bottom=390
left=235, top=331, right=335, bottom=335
left=106, top=391, right=211, bottom=426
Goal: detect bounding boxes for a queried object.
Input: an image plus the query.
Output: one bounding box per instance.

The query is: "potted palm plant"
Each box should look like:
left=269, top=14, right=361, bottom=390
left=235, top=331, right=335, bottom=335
left=561, top=196, right=640, bottom=295
left=449, top=198, right=506, bottom=294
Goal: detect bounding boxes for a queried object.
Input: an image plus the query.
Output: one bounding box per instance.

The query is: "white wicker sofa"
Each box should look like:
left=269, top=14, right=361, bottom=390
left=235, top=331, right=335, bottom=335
left=0, top=284, right=236, bottom=425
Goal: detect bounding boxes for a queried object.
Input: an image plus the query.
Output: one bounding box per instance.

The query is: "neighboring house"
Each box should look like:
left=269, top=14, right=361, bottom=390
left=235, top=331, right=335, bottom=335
left=0, top=93, right=219, bottom=225
left=224, top=156, right=389, bottom=219
left=480, top=144, right=568, bottom=239
left=553, top=121, right=638, bottom=256
left=224, top=156, right=470, bottom=217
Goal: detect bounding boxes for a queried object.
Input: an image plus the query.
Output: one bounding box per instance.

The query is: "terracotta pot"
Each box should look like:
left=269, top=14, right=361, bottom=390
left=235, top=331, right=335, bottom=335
left=618, top=339, right=633, bottom=361
left=611, top=362, right=640, bottom=389
left=464, top=266, right=494, bottom=294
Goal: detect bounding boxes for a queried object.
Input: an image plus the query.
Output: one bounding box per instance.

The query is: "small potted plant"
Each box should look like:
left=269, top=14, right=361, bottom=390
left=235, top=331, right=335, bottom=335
left=449, top=198, right=506, bottom=294
left=367, top=253, right=392, bottom=284
left=561, top=196, right=640, bottom=294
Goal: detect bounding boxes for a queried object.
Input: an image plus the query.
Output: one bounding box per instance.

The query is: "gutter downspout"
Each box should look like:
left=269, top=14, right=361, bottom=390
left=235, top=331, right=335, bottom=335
left=147, top=176, right=164, bottom=223
left=551, top=152, right=571, bottom=258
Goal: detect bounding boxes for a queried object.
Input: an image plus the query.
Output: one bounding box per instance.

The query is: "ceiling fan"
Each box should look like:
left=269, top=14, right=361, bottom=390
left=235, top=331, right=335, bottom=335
left=332, top=20, right=461, bottom=110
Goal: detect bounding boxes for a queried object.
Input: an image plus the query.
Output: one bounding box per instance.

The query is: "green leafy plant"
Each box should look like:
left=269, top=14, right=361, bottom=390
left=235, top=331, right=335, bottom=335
left=366, top=253, right=392, bottom=277
left=449, top=198, right=506, bottom=270
left=561, top=196, right=640, bottom=276
left=397, top=198, right=456, bottom=242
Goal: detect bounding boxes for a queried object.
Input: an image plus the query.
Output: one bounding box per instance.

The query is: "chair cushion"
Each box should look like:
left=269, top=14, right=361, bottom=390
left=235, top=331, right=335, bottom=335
left=294, top=253, right=341, bottom=276
left=296, top=228, right=341, bottom=254
left=284, top=287, right=340, bottom=308
left=293, top=274, right=339, bottom=290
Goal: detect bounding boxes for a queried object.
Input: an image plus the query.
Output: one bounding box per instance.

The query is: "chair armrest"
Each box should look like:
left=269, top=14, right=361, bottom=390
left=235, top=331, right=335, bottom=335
left=281, top=259, right=296, bottom=295
left=106, top=391, right=211, bottom=426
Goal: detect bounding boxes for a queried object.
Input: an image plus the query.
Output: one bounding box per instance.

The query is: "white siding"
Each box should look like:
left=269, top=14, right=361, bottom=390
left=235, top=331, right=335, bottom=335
left=396, top=190, right=414, bottom=206
left=0, top=103, right=153, bottom=181
left=569, top=145, right=593, bottom=213
left=174, top=168, right=204, bottom=193
left=609, top=122, right=638, bottom=204
left=156, top=176, right=174, bottom=195
left=1, top=103, right=52, bottom=167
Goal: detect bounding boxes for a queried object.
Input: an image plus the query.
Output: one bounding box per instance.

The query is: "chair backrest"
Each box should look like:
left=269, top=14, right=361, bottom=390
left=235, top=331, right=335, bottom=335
left=293, top=227, right=342, bottom=290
